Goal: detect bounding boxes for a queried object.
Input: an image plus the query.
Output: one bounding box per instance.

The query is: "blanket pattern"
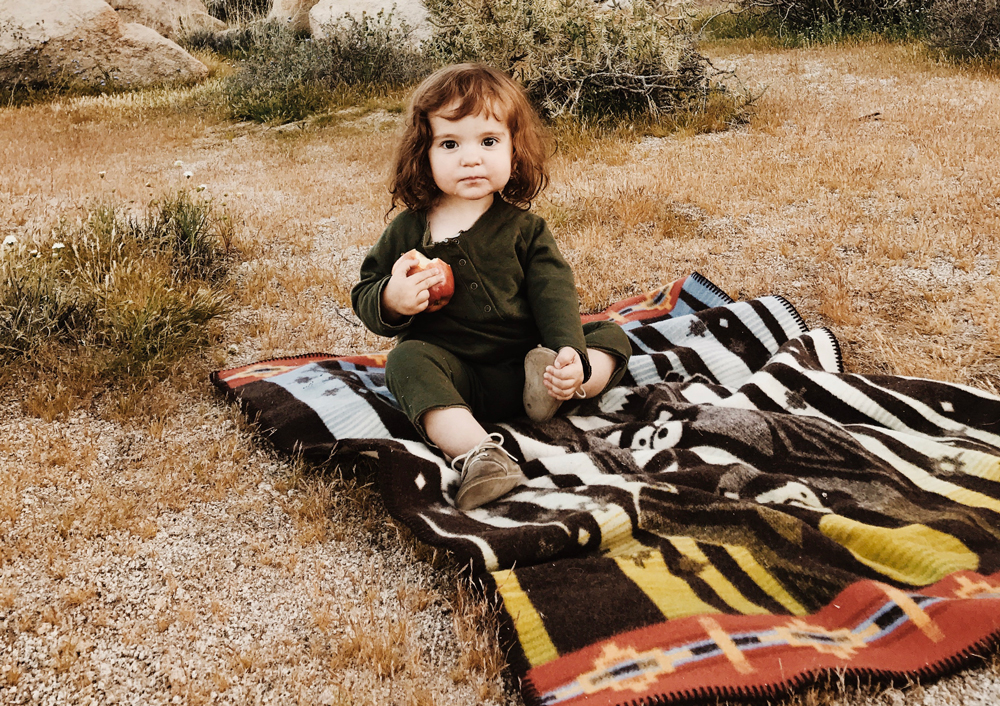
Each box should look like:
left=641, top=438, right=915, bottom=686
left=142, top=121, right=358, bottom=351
left=212, top=273, right=1000, bottom=705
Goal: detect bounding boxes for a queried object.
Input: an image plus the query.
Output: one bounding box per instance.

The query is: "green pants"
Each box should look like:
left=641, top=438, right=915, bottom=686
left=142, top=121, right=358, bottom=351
left=385, top=321, right=631, bottom=438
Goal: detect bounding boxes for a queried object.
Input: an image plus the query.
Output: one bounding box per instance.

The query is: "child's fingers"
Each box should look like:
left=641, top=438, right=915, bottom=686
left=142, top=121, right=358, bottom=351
left=409, top=268, right=444, bottom=289
left=543, top=377, right=576, bottom=400
left=392, top=251, right=420, bottom=276
left=552, top=347, right=578, bottom=369
left=544, top=376, right=575, bottom=393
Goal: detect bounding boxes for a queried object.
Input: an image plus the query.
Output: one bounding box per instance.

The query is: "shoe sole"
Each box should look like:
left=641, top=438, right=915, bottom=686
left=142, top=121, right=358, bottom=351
left=523, top=346, right=561, bottom=423
left=456, top=471, right=526, bottom=511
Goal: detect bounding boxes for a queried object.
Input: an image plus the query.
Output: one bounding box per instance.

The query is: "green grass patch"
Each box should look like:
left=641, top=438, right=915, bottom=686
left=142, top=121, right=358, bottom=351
left=697, top=3, right=927, bottom=48
left=0, top=191, right=235, bottom=392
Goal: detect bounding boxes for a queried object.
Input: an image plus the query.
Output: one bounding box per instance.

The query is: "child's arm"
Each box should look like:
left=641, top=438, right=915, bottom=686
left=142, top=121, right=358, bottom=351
left=353, top=217, right=424, bottom=336
left=522, top=219, right=592, bottom=383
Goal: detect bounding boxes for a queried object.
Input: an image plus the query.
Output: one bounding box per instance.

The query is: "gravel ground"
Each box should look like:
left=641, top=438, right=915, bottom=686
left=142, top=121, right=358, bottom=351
left=3, top=40, right=1000, bottom=706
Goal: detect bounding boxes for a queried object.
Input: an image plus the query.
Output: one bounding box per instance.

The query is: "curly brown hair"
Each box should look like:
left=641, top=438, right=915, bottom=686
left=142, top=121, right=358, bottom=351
left=389, top=63, right=550, bottom=213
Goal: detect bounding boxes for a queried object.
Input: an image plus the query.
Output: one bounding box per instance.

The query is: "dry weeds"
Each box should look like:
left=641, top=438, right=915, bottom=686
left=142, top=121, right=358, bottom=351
left=1, top=37, right=999, bottom=706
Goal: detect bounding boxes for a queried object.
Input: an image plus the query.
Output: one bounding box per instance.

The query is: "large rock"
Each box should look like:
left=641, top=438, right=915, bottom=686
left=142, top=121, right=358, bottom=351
left=308, top=0, right=430, bottom=42
left=109, top=0, right=225, bottom=40
left=267, top=0, right=322, bottom=34
left=0, top=0, right=209, bottom=87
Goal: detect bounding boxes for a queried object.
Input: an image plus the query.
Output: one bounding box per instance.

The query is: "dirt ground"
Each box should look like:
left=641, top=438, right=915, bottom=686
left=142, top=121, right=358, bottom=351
left=1, top=41, right=999, bottom=705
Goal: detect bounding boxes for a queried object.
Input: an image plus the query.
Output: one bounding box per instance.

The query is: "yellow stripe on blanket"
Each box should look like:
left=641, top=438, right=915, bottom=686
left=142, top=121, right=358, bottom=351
left=723, top=544, right=808, bottom=615
left=614, top=550, right=719, bottom=620
left=819, top=515, right=978, bottom=586
left=670, top=538, right=771, bottom=615
left=492, top=569, right=559, bottom=668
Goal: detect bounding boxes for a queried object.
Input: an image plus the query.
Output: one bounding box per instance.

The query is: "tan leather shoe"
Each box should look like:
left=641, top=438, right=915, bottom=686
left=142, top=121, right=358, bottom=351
left=453, top=433, right=526, bottom=511
left=523, top=346, right=562, bottom=423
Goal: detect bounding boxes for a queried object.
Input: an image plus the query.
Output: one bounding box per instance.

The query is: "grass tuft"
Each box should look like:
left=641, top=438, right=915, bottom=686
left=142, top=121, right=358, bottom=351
left=0, top=191, right=235, bottom=401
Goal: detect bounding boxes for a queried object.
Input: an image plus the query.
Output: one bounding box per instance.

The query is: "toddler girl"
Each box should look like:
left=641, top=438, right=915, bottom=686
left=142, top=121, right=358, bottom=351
left=351, top=64, right=631, bottom=511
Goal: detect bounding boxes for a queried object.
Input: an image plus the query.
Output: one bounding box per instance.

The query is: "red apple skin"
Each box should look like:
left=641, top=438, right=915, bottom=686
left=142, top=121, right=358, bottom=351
left=406, top=250, right=455, bottom=312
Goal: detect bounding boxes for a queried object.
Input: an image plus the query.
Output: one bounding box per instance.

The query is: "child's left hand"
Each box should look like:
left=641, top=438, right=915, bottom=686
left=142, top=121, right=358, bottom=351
left=544, top=347, right=584, bottom=400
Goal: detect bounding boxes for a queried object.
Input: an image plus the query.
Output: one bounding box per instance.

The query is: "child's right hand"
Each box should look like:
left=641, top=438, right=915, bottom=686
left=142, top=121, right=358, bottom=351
left=381, top=251, right=445, bottom=320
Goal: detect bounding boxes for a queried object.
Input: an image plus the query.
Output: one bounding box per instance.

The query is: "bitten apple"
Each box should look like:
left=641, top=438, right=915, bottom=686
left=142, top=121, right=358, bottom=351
left=406, top=249, right=455, bottom=312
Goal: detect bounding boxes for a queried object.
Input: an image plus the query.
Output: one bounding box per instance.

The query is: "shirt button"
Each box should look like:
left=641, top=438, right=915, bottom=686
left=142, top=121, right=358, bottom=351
left=459, top=259, right=467, bottom=266
left=470, top=282, right=478, bottom=290
left=484, top=305, right=492, bottom=312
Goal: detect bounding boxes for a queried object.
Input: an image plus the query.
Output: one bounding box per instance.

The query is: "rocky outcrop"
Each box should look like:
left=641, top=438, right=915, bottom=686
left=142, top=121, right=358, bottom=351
left=267, top=0, right=321, bottom=34
left=0, top=0, right=209, bottom=88
left=108, top=0, right=225, bottom=40
left=308, top=0, right=430, bottom=42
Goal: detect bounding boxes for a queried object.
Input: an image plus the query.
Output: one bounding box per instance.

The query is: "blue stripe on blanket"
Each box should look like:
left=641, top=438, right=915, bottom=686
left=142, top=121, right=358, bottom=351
left=267, top=363, right=393, bottom=440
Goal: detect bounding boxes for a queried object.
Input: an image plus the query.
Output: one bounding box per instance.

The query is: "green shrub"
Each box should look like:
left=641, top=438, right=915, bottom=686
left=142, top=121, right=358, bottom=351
left=181, top=25, right=263, bottom=57
left=0, top=192, right=233, bottom=380
left=926, top=0, right=1000, bottom=58
left=424, top=0, right=719, bottom=120
left=0, top=255, right=81, bottom=358
left=730, top=0, right=928, bottom=40
left=223, top=14, right=433, bottom=123
left=204, top=0, right=271, bottom=23
left=695, top=7, right=786, bottom=41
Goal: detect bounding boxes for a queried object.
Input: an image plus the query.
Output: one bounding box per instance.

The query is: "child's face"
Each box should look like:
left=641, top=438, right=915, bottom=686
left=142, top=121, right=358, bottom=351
left=428, top=105, right=512, bottom=208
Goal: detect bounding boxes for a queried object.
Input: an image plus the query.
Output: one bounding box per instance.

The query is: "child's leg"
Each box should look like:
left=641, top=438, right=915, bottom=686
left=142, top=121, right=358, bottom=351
left=422, top=407, right=489, bottom=460
left=578, top=320, right=632, bottom=399
left=578, top=349, right=619, bottom=399
left=386, top=341, right=525, bottom=510
left=421, top=387, right=525, bottom=511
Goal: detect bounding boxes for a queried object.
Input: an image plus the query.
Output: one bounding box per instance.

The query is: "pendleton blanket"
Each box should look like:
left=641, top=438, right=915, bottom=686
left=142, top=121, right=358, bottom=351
left=212, top=273, right=1000, bottom=706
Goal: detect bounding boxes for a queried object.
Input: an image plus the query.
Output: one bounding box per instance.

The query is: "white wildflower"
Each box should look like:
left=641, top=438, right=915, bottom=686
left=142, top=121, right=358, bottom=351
left=184, top=171, right=193, bottom=179
left=99, top=171, right=106, bottom=178
left=52, top=242, right=66, bottom=251
left=2, top=235, right=16, bottom=246
left=174, top=160, right=184, bottom=167
left=197, top=184, right=207, bottom=192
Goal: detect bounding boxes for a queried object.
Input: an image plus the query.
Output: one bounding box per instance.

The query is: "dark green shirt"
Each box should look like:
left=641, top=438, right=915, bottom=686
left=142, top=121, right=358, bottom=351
left=351, top=196, right=591, bottom=379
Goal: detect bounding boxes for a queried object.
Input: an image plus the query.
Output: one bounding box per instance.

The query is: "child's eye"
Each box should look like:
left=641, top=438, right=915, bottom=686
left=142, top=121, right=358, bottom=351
left=441, top=140, right=458, bottom=150
left=483, top=137, right=498, bottom=147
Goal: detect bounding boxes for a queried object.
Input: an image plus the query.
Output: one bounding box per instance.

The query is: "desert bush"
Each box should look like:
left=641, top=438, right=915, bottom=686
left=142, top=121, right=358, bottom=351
left=424, top=0, right=723, bottom=120
left=925, top=0, right=1000, bottom=58
left=182, top=24, right=262, bottom=57
left=223, top=14, right=433, bottom=123
left=204, top=0, right=271, bottom=24
left=730, top=0, right=928, bottom=39
left=0, top=192, right=233, bottom=380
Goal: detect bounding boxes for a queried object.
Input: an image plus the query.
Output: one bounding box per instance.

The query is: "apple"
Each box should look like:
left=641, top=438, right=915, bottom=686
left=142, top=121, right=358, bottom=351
left=406, top=249, right=455, bottom=312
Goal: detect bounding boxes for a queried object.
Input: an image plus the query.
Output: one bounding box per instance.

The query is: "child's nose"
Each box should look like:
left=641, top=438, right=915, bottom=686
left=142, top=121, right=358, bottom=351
left=459, top=147, right=483, bottom=165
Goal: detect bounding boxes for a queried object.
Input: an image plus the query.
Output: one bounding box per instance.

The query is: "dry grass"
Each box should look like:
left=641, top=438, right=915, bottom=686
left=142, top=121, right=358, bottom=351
left=1, top=37, right=999, bottom=706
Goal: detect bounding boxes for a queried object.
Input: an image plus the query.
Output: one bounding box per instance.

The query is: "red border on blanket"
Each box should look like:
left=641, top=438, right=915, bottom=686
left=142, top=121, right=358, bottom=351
left=523, top=571, right=1000, bottom=706
left=215, top=353, right=388, bottom=389
left=581, top=276, right=688, bottom=324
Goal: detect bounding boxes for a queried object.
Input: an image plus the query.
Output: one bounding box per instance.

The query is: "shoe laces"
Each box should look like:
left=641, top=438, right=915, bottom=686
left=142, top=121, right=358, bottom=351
left=450, top=432, right=516, bottom=481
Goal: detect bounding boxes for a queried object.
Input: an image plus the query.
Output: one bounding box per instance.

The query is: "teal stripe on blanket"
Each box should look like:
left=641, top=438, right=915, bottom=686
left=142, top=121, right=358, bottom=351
left=267, top=363, right=393, bottom=440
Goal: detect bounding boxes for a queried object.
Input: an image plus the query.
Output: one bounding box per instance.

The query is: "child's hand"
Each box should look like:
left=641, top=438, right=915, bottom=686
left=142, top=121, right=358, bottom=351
left=544, top=347, right=584, bottom=400
left=382, top=251, right=445, bottom=320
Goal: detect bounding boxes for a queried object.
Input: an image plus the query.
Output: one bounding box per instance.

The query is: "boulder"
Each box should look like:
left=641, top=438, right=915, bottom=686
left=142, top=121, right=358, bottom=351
left=0, top=0, right=209, bottom=88
left=108, top=0, right=225, bottom=40
left=308, top=0, right=430, bottom=43
left=267, top=0, right=322, bottom=34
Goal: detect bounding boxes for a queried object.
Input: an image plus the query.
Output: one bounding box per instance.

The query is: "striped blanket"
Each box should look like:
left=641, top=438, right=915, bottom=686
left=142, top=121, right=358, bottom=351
left=212, top=273, right=1000, bottom=706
